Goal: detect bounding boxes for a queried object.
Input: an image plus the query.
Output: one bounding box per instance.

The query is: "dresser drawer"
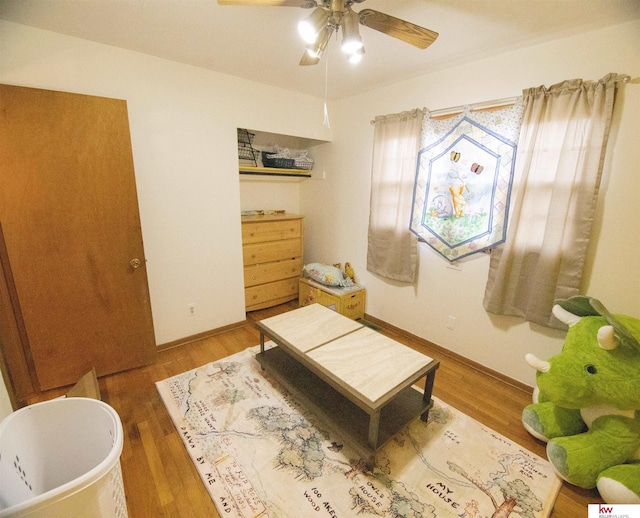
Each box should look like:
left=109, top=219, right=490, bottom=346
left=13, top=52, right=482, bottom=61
left=245, top=278, right=299, bottom=311
left=242, top=238, right=301, bottom=266
left=244, top=258, right=302, bottom=288
left=242, top=219, right=302, bottom=244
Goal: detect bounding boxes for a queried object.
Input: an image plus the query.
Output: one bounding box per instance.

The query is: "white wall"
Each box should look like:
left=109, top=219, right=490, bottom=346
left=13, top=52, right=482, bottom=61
left=0, top=20, right=331, bottom=417
left=301, top=19, right=640, bottom=386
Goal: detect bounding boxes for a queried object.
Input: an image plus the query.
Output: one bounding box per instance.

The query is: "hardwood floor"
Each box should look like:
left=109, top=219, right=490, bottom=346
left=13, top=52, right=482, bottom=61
left=28, top=301, right=600, bottom=517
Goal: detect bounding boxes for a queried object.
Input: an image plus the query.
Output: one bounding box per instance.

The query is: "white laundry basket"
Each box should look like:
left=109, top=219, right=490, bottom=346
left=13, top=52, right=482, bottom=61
left=0, top=397, right=127, bottom=517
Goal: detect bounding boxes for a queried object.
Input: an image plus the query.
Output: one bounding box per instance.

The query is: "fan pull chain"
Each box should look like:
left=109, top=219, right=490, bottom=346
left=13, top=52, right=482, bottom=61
left=323, top=52, right=330, bottom=128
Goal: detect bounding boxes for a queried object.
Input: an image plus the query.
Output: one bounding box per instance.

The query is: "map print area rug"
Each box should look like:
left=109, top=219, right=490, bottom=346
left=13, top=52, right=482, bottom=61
left=156, top=345, right=561, bottom=518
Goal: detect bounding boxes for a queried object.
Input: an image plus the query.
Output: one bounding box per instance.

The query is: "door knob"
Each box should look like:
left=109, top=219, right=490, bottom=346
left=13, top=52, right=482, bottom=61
left=130, top=258, right=142, bottom=269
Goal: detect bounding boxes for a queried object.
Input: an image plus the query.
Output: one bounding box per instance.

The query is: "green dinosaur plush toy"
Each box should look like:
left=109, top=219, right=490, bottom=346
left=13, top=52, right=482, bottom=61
left=522, top=296, right=640, bottom=504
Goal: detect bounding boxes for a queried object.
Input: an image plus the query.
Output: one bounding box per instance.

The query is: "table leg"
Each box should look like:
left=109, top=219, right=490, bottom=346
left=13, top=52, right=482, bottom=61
left=366, top=411, right=381, bottom=471
left=368, top=411, right=380, bottom=450
left=365, top=453, right=376, bottom=471
left=259, top=331, right=266, bottom=370
left=421, top=369, right=437, bottom=422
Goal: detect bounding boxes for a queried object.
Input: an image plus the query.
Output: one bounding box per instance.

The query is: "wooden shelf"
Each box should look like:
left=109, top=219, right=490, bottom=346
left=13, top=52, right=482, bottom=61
left=239, top=165, right=311, bottom=178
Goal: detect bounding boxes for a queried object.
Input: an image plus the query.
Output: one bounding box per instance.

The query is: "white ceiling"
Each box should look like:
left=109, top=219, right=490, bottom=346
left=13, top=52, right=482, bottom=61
left=1, top=0, right=638, bottom=100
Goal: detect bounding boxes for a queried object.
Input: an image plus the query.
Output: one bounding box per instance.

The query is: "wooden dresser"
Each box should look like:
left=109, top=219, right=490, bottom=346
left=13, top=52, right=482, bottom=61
left=241, top=213, right=304, bottom=311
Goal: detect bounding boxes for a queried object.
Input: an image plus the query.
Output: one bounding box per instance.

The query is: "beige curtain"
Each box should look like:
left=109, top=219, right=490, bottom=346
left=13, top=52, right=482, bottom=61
left=484, top=73, right=627, bottom=328
left=367, top=108, right=424, bottom=283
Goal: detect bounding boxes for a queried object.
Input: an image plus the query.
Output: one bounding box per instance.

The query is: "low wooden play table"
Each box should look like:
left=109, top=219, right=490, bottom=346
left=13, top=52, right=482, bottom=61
left=256, top=303, right=439, bottom=468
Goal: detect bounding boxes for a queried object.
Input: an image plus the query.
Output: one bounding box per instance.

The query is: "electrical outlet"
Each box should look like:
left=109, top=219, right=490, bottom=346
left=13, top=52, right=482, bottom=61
left=188, top=303, right=196, bottom=316
left=447, top=315, right=456, bottom=330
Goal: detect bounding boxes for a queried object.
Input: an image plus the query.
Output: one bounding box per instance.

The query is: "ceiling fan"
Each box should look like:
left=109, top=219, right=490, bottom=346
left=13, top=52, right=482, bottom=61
left=217, top=0, right=439, bottom=66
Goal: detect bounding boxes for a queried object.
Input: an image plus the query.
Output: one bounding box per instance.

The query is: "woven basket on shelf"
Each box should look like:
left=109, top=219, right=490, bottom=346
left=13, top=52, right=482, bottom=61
left=294, top=158, right=313, bottom=170
left=261, top=151, right=295, bottom=169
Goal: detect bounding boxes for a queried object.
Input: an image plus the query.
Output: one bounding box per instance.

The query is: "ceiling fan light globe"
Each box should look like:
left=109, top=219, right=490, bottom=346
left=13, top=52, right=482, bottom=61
left=298, top=7, right=327, bottom=44
left=298, top=22, right=318, bottom=44
left=305, top=25, right=333, bottom=60
left=306, top=47, right=321, bottom=59
left=341, top=8, right=362, bottom=54
left=347, top=46, right=365, bottom=64
left=341, top=36, right=363, bottom=55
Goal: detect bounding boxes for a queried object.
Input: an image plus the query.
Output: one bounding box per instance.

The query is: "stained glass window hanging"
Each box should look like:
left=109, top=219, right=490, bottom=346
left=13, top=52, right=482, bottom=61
left=410, top=101, right=523, bottom=262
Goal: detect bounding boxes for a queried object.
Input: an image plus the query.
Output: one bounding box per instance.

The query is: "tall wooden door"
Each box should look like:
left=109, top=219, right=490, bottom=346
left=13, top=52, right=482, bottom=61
left=0, top=84, right=156, bottom=393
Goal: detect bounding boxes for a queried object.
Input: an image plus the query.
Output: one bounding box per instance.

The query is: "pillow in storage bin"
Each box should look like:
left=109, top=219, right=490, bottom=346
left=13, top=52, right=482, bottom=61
left=303, top=263, right=354, bottom=288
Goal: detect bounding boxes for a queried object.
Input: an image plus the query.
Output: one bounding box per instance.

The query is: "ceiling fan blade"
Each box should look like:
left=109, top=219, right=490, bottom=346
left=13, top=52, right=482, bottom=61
left=299, top=51, right=320, bottom=66
left=218, top=0, right=317, bottom=6
left=358, top=9, right=438, bottom=50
